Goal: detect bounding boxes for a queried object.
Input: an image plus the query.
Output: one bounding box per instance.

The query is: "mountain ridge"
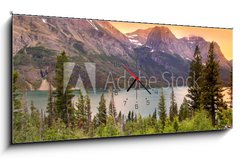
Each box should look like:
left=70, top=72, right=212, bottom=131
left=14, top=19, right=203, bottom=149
left=126, top=27, right=231, bottom=70
left=12, top=15, right=232, bottom=90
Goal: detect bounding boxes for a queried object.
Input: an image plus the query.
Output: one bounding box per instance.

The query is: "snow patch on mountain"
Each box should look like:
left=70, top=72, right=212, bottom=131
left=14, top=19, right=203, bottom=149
left=129, top=39, right=138, bottom=43
left=42, top=18, right=47, bottom=24
left=87, top=20, right=99, bottom=31
left=128, top=34, right=138, bottom=37
left=128, top=38, right=143, bottom=46
left=97, top=22, right=104, bottom=29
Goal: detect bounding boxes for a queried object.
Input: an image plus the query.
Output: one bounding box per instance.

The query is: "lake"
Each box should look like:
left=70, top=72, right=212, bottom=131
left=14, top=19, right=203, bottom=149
left=24, top=87, right=230, bottom=117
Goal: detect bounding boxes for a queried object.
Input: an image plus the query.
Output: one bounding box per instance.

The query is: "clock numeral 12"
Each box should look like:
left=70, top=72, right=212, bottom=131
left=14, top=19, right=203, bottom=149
left=113, top=61, right=121, bottom=68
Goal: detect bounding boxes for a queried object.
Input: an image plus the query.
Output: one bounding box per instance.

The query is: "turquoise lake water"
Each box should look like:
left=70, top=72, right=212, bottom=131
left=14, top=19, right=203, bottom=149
left=24, top=87, right=229, bottom=117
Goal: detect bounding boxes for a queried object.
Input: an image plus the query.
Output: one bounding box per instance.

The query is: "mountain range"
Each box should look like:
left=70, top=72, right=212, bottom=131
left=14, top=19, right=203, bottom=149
left=12, top=15, right=232, bottom=90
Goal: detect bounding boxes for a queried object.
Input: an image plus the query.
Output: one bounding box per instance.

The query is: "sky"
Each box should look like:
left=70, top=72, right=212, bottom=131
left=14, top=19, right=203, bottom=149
left=110, top=21, right=232, bottom=60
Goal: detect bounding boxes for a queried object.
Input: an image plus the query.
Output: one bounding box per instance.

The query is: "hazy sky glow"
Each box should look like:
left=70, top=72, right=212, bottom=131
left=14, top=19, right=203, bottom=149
left=110, top=22, right=232, bottom=60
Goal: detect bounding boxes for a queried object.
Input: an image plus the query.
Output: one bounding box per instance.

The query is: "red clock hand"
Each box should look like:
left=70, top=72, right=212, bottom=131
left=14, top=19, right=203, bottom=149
left=123, top=65, right=139, bottom=81
left=123, top=65, right=151, bottom=94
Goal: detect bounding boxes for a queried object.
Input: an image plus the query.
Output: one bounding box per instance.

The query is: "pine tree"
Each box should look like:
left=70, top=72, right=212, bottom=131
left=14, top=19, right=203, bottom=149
left=117, top=111, right=122, bottom=123
left=187, top=45, right=203, bottom=110
left=85, top=92, right=92, bottom=132
left=40, top=109, right=45, bottom=133
left=46, top=75, right=55, bottom=127
left=173, top=117, right=179, bottom=132
left=152, top=108, right=157, bottom=120
left=93, top=115, right=99, bottom=128
left=97, top=94, right=107, bottom=125
left=53, top=51, right=74, bottom=127
left=131, top=111, right=134, bottom=122
left=134, top=113, right=137, bottom=122
left=158, top=88, right=167, bottom=130
left=108, top=88, right=117, bottom=123
left=202, top=42, right=224, bottom=126
left=13, top=71, right=23, bottom=133
left=169, top=87, right=178, bottom=122
left=30, top=101, right=41, bottom=132
left=76, top=89, right=85, bottom=129
left=127, top=111, right=131, bottom=122
left=179, top=97, right=190, bottom=122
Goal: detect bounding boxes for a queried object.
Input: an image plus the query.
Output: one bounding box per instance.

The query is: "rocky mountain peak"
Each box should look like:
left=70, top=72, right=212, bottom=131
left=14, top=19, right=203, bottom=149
left=126, top=28, right=152, bottom=46
left=146, top=26, right=176, bottom=46
left=144, top=26, right=192, bottom=58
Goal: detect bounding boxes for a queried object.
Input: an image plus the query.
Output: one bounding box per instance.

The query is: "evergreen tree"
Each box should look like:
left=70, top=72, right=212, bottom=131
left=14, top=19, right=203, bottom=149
left=179, top=97, right=190, bottom=122
left=187, top=45, right=203, bottom=110
left=152, top=108, right=157, bottom=120
left=76, top=89, right=86, bottom=129
left=169, top=87, right=178, bottom=122
left=13, top=71, right=23, bottom=133
left=158, top=88, right=167, bottom=130
left=40, top=109, right=46, bottom=133
left=131, top=111, right=134, bottom=122
left=134, top=113, right=138, bottom=122
left=117, top=111, right=122, bottom=123
left=30, top=101, right=41, bottom=132
left=53, top=51, right=74, bottom=127
left=108, top=88, right=117, bottom=123
left=85, top=92, right=92, bottom=132
left=173, top=117, right=179, bottom=132
left=46, top=76, right=55, bottom=127
left=93, top=115, right=99, bottom=129
left=151, top=109, right=157, bottom=131
left=127, top=111, right=131, bottom=122
left=202, top=42, right=224, bottom=126
left=97, top=94, right=107, bottom=125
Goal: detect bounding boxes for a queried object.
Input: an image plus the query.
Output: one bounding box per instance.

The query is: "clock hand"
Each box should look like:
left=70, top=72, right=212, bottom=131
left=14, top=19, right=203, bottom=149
left=123, top=65, right=151, bottom=94
left=123, top=65, right=139, bottom=81
left=138, top=80, right=151, bottom=94
left=127, top=79, right=136, bottom=92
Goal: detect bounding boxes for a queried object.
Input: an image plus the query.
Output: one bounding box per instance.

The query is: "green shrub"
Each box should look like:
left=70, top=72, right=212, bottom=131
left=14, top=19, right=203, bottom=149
left=178, top=109, right=214, bottom=132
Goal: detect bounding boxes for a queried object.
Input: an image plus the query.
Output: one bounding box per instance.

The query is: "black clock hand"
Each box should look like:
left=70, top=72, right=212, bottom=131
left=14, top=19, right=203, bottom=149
left=138, top=80, right=151, bottom=94
left=124, top=65, right=151, bottom=94
left=127, top=79, right=136, bottom=92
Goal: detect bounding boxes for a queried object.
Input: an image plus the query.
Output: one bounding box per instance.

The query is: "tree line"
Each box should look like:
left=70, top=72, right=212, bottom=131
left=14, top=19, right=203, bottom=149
left=12, top=43, right=232, bottom=143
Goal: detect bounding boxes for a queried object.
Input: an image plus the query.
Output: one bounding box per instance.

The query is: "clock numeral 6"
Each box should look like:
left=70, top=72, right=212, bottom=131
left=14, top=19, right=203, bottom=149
left=135, top=103, right=138, bottom=109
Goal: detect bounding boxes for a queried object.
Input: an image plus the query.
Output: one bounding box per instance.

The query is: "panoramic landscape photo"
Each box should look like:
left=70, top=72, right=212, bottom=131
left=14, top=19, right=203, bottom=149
left=12, top=14, right=232, bottom=143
